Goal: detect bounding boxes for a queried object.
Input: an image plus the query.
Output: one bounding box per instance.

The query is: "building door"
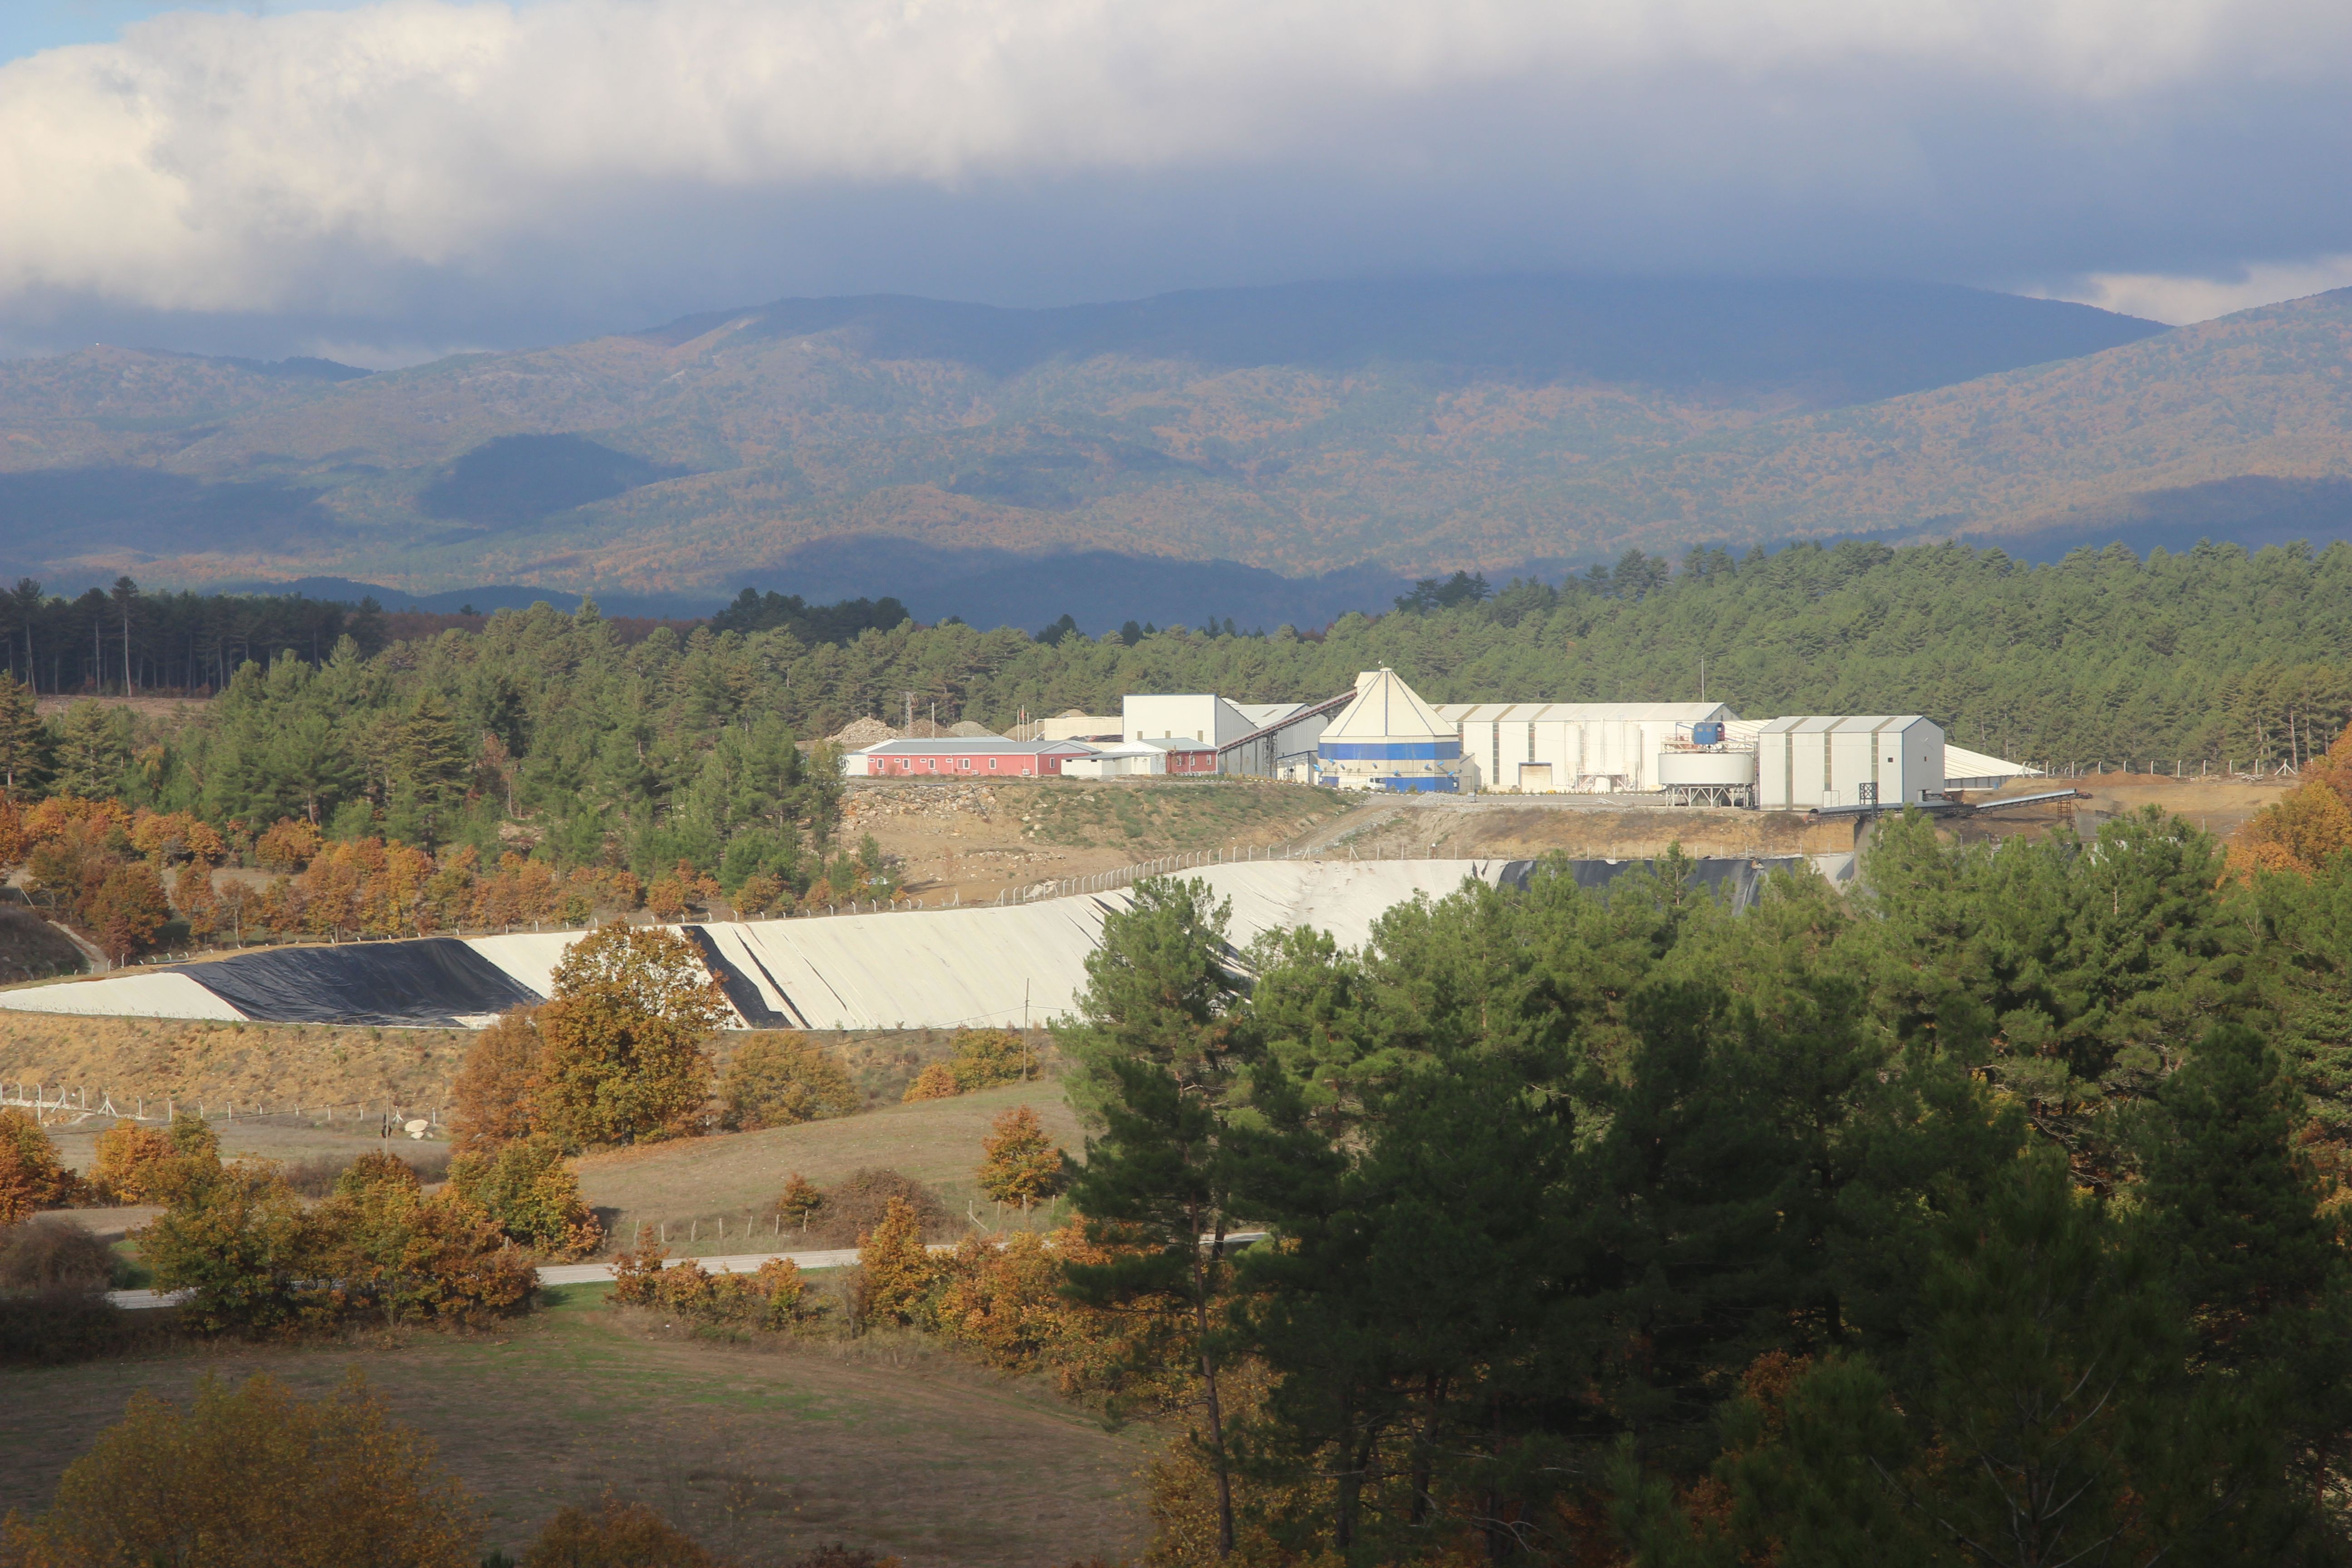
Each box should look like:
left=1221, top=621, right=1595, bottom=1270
left=1518, top=763, right=1554, bottom=792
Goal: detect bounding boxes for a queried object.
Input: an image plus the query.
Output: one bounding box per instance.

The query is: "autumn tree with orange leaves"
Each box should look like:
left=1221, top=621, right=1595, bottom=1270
left=534, top=923, right=726, bottom=1147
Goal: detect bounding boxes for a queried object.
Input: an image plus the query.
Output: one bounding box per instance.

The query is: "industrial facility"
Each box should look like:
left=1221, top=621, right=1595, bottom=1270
left=841, top=667, right=2028, bottom=806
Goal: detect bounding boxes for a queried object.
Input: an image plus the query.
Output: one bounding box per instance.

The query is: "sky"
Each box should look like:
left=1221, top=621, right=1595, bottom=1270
left=6, top=0, right=2352, bottom=367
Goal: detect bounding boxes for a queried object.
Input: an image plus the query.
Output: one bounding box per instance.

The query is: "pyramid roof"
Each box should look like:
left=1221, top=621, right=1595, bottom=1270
left=1322, top=668, right=1454, bottom=743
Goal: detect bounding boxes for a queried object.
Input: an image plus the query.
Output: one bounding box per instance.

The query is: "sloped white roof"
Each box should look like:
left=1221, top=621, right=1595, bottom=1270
left=1231, top=701, right=1308, bottom=727
left=1436, top=701, right=1734, bottom=723
left=1324, top=668, right=1454, bottom=743
left=1754, top=715, right=1932, bottom=734
left=1943, top=744, right=2030, bottom=780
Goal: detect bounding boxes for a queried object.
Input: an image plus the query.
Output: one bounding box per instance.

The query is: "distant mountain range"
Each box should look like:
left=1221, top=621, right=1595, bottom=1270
left=4, top=274, right=2347, bottom=628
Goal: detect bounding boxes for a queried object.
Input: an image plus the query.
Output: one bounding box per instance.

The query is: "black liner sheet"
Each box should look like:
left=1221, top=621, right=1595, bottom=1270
left=169, top=938, right=544, bottom=1026
left=679, top=926, right=792, bottom=1029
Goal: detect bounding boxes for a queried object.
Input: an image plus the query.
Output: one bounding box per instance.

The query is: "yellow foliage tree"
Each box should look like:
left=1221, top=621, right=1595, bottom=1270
left=854, top=1195, right=939, bottom=1328
left=900, top=1062, right=960, bottom=1103
left=446, top=1133, right=602, bottom=1260
left=2238, top=722, right=2352, bottom=875
left=0, top=1110, right=75, bottom=1225
left=251, top=817, right=323, bottom=871
left=535, top=924, right=726, bottom=1146
left=721, top=1032, right=862, bottom=1129
left=902, top=1030, right=1036, bottom=1102
left=977, top=1104, right=1068, bottom=1213
left=610, top=1250, right=815, bottom=1333
left=87, top=1120, right=202, bottom=1204
left=0, top=1372, right=480, bottom=1568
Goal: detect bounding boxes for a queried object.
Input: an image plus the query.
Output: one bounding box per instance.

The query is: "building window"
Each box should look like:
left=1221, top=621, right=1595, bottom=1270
left=989, top=758, right=998, bottom=770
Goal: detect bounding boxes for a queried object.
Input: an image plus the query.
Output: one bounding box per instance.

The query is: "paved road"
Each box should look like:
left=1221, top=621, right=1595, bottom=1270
left=106, top=1231, right=1263, bottom=1309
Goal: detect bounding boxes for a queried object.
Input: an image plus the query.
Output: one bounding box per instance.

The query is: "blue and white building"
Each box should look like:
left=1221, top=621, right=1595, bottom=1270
left=1317, top=669, right=1465, bottom=792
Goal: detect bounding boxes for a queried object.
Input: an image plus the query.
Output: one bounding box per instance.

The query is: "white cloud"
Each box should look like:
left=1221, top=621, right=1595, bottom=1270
left=3, top=0, right=2352, bottom=327
left=2044, top=258, right=2352, bottom=325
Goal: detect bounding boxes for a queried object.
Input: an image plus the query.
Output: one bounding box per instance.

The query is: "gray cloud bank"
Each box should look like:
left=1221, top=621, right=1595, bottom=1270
left=5, top=0, right=2352, bottom=361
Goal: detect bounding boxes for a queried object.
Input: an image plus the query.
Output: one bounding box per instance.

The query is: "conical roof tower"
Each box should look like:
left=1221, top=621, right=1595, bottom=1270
left=1317, top=668, right=1463, bottom=792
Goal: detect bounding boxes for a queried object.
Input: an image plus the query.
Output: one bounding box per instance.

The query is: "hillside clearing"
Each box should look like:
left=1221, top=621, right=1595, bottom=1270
left=574, top=1081, right=1083, bottom=1254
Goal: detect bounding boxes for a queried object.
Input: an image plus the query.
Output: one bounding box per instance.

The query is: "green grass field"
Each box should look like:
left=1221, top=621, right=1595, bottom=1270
left=0, top=1283, right=1151, bottom=1566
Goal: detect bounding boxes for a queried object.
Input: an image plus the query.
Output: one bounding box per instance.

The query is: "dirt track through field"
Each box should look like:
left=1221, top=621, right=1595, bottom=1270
left=0, top=1285, right=1152, bottom=1567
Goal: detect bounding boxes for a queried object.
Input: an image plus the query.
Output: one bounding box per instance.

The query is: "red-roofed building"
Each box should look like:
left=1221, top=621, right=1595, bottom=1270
left=843, top=737, right=1098, bottom=779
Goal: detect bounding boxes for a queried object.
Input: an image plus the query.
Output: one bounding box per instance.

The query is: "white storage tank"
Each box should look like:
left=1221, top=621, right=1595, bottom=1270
left=1658, top=748, right=1758, bottom=807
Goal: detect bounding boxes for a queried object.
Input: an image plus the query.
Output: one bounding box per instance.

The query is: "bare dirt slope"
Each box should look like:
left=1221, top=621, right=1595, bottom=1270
left=846, top=777, right=1345, bottom=901
left=0, top=1285, right=1150, bottom=1568
left=0, top=1014, right=471, bottom=1117
left=574, top=1081, right=1081, bottom=1256
left=1311, top=798, right=1862, bottom=862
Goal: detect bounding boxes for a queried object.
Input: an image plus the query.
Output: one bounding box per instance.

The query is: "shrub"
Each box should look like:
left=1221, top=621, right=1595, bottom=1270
left=166, top=1109, right=220, bottom=1162
left=446, top=1133, right=601, bottom=1259
left=976, top=1105, right=1067, bottom=1212
left=306, top=1176, right=536, bottom=1330
left=140, top=1162, right=313, bottom=1334
left=853, top=1196, right=939, bottom=1329
left=0, top=1110, right=74, bottom=1224
left=144, top=1160, right=534, bottom=1334
left=519, top=1492, right=718, bottom=1568
left=610, top=1251, right=818, bottom=1333
left=535, top=924, right=725, bottom=1146
left=794, top=1168, right=949, bottom=1249
left=0, top=1371, right=480, bottom=1567
left=776, top=1172, right=823, bottom=1231
left=930, top=1224, right=1181, bottom=1398
left=901, top=1029, right=1036, bottom=1102
left=0, top=1219, right=137, bottom=1367
left=450, top=1007, right=543, bottom=1155
left=88, top=1121, right=182, bottom=1204
left=333, top=1150, right=422, bottom=1198
left=0, top=1220, right=115, bottom=1294
left=720, top=1034, right=860, bottom=1130
left=900, top=1063, right=959, bottom=1103
left=280, top=1147, right=448, bottom=1198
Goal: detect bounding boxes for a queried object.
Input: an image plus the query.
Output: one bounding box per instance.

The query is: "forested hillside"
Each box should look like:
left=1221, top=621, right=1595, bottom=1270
left=0, top=533, right=2344, bottom=965
left=0, top=278, right=2161, bottom=599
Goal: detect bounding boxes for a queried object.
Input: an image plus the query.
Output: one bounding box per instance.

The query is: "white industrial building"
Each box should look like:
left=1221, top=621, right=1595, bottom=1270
left=1318, top=669, right=1465, bottom=791
left=1123, top=693, right=1308, bottom=747
left=1438, top=702, right=1737, bottom=794
left=1220, top=690, right=1353, bottom=780
left=1753, top=716, right=1945, bottom=809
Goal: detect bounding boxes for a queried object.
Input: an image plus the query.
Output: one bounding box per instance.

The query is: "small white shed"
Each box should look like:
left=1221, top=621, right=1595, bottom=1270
left=1755, top=716, right=1945, bottom=810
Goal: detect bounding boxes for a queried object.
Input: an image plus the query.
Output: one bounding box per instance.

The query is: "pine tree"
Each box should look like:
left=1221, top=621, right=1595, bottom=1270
left=0, top=672, right=39, bottom=790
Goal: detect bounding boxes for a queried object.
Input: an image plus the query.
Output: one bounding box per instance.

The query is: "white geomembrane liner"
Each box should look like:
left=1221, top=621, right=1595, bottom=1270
left=0, top=861, right=1511, bottom=1028
left=0, top=971, right=248, bottom=1021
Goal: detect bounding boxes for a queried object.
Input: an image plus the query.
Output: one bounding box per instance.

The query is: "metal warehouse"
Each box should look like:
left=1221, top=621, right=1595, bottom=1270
left=1755, top=716, right=1945, bottom=809
left=1438, top=701, right=1736, bottom=794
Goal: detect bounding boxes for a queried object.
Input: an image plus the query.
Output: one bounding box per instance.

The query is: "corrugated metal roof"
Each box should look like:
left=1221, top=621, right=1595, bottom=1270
left=1436, top=701, right=1735, bottom=723
left=1754, top=715, right=1929, bottom=734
